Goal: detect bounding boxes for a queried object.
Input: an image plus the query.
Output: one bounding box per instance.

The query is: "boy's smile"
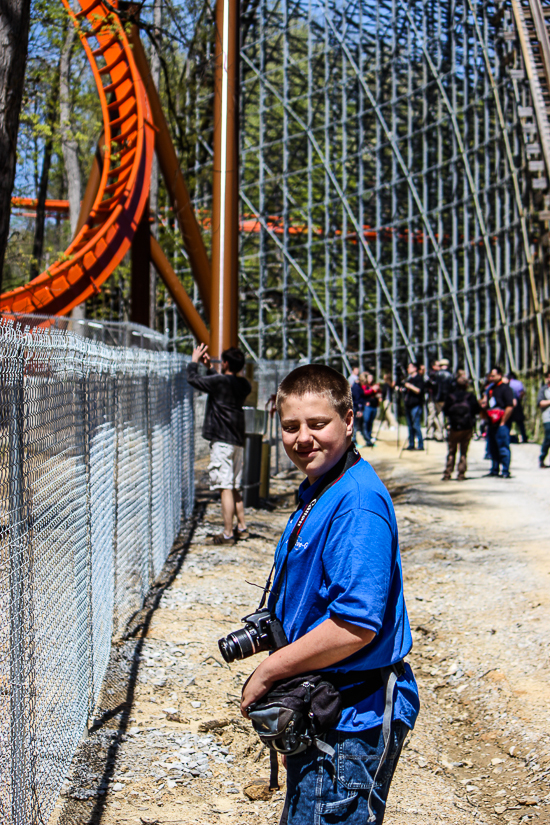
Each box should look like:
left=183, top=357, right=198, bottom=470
left=279, top=393, right=354, bottom=482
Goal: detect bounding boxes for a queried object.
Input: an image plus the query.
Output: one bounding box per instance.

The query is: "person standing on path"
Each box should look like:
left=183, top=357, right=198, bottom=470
left=433, top=358, right=453, bottom=431
left=348, top=365, right=360, bottom=386
left=403, top=362, right=425, bottom=450
left=480, top=365, right=515, bottom=478
left=187, top=343, right=251, bottom=545
left=361, top=372, right=380, bottom=447
left=441, top=374, right=480, bottom=481
left=425, top=360, right=444, bottom=441
left=380, top=373, right=397, bottom=430
left=351, top=373, right=365, bottom=445
left=537, top=369, right=550, bottom=468
left=508, top=372, right=528, bottom=444
left=241, top=365, right=418, bottom=825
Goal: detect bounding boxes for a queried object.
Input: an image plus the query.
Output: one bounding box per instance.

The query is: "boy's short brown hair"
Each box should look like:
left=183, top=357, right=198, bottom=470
left=276, top=364, right=353, bottom=420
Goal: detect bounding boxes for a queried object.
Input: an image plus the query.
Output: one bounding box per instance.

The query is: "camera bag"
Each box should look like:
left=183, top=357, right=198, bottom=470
left=247, top=673, right=342, bottom=758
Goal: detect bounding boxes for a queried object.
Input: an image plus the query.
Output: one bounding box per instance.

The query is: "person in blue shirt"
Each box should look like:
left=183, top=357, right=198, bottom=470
left=241, top=364, right=419, bottom=825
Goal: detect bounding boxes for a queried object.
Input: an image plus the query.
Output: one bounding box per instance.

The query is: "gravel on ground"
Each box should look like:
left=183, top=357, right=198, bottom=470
left=51, top=432, right=550, bottom=825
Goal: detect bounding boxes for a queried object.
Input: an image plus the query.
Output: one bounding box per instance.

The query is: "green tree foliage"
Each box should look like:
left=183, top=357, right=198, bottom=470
left=5, top=0, right=101, bottom=291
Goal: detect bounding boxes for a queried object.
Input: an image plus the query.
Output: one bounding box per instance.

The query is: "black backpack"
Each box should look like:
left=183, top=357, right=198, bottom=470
left=446, top=391, right=474, bottom=430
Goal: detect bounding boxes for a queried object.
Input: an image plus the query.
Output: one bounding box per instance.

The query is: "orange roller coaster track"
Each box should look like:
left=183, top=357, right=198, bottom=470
left=0, top=0, right=155, bottom=317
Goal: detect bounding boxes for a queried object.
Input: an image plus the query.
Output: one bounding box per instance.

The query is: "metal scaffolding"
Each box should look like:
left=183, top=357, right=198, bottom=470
left=153, top=0, right=550, bottom=379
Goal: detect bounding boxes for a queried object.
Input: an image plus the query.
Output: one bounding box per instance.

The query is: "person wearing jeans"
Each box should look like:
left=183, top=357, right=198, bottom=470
left=480, top=366, right=514, bottom=478
left=537, top=369, right=550, bottom=467
left=402, top=363, right=424, bottom=450
left=487, top=422, right=512, bottom=477
left=361, top=372, right=380, bottom=447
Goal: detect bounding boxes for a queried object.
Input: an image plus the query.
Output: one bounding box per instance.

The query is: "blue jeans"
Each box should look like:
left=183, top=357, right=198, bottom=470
left=405, top=405, right=423, bottom=449
left=281, top=721, right=409, bottom=825
left=541, top=422, right=550, bottom=463
left=362, top=407, right=377, bottom=445
left=488, top=423, right=511, bottom=476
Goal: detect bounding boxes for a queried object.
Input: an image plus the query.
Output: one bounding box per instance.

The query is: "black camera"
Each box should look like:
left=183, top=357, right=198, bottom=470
left=218, top=607, right=288, bottom=663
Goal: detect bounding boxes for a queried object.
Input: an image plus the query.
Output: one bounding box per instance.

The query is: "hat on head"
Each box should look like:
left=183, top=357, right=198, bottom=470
left=439, top=358, right=450, bottom=367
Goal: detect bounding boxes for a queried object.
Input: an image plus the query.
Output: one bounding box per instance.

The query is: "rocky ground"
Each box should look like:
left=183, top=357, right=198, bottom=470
left=50, top=433, right=550, bottom=825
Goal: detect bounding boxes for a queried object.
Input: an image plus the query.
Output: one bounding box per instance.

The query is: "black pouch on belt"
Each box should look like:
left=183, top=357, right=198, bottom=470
left=247, top=673, right=342, bottom=757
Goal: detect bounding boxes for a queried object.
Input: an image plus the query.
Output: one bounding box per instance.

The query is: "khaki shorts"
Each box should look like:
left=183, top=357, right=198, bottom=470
left=208, top=441, right=244, bottom=491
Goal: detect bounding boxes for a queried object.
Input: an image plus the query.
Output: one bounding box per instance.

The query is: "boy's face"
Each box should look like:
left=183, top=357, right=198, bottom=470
left=279, top=393, right=353, bottom=482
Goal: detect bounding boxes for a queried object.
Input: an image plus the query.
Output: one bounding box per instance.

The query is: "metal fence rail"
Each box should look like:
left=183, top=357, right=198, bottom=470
left=0, top=320, right=194, bottom=825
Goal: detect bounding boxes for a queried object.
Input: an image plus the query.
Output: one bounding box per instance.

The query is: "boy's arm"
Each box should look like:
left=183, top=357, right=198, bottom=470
left=186, top=361, right=219, bottom=393
left=240, top=616, right=375, bottom=716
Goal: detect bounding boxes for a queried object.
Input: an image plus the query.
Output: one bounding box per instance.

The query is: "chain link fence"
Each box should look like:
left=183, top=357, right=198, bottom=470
left=0, top=319, right=194, bottom=825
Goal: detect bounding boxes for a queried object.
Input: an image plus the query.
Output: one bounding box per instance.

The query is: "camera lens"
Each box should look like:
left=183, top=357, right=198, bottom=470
left=218, top=628, right=257, bottom=663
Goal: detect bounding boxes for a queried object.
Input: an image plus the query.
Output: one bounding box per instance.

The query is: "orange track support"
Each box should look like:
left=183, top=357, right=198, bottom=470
left=0, top=0, right=154, bottom=317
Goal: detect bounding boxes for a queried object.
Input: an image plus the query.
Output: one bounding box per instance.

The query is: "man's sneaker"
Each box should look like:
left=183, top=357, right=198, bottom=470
left=212, top=533, right=236, bottom=546
left=540, top=460, right=547, bottom=469
left=235, top=527, right=250, bottom=541
left=500, top=473, right=511, bottom=479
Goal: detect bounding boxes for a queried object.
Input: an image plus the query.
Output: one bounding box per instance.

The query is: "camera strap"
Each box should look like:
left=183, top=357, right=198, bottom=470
left=258, top=445, right=362, bottom=610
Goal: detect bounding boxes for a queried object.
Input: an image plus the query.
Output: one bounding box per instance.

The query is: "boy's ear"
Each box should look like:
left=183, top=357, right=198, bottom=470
left=345, top=407, right=354, bottom=437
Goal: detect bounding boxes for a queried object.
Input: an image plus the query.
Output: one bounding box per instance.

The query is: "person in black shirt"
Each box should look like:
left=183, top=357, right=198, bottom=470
left=187, top=343, right=252, bottom=543
left=480, top=365, right=515, bottom=478
left=442, top=373, right=480, bottom=481
left=403, top=362, right=424, bottom=450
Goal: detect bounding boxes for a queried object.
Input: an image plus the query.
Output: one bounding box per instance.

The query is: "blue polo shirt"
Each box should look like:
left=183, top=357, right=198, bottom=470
left=267, top=455, right=419, bottom=731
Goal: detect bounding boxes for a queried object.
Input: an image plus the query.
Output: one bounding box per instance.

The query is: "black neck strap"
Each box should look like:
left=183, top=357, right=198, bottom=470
left=258, top=445, right=361, bottom=610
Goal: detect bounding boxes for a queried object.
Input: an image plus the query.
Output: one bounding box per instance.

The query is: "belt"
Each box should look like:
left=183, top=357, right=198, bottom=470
left=322, top=660, right=406, bottom=708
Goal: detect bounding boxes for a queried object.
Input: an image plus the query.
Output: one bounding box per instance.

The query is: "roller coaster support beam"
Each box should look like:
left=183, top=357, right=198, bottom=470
left=75, top=139, right=103, bottom=236
left=131, top=201, right=152, bottom=327
left=128, top=24, right=212, bottom=320
left=211, top=0, right=240, bottom=357
left=150, top=234, right=210, bottom=345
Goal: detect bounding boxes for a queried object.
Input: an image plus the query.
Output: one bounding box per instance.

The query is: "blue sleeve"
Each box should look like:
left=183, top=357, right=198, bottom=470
left=322, top=508, right=394, bottom=634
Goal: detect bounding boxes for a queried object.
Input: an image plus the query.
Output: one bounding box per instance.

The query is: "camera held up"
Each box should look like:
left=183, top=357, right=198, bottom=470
left=218, top=607, right=288, bottom=663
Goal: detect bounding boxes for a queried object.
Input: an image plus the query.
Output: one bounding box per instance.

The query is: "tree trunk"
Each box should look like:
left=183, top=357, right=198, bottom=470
left=0, top=0, right=32, bottom=290
left=59, top=21, right=81, bottom=237
left=30, top=78, right=59, bottom=279
left=149, top=0, right=162, bottom=329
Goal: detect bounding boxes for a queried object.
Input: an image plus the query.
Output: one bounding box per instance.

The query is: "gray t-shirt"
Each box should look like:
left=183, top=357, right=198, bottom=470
left=537, top=384, right=550, bottom=424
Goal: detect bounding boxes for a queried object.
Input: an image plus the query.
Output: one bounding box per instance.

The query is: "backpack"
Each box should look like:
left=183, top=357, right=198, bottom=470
left=446, top=391, right=474, bottom=430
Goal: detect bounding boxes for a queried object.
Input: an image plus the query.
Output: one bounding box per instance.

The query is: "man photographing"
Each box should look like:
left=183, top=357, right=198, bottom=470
left=239, top=365, right=418, bottom=825
left=187, top=343, right=251, bottom=544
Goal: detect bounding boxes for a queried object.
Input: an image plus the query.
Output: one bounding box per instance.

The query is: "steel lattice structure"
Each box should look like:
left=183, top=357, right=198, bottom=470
left=233, top=0, right=549, bottom=378
left=148, top=0, right=550, bottom=378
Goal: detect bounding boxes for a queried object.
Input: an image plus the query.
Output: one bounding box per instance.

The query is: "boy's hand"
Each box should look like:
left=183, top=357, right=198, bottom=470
left=240, top=659, right=274, bottom=718
left=240, top=617, right=375, bottom=719
left=191, top=343, right=211, bottom=368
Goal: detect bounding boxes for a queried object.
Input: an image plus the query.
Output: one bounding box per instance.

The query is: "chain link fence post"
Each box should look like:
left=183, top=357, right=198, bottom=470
left=8, top=338, right=31, bottom=825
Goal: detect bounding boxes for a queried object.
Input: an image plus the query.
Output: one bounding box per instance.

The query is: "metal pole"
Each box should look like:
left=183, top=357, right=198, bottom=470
left=9, top=345, right=28, bottom=825
left=128, top=26, right=212, bottom=318
left=130, top=201, right=151, bottom=327
left=150, top=234, right=211, bottom=345
left=211, top=0, right=240, bottom=357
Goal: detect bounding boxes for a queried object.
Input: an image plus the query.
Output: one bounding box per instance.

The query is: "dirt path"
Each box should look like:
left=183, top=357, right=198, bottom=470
left=52, top=436, right=550, bottom=825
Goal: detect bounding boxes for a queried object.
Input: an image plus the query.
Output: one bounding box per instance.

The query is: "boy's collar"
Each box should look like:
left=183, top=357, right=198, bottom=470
left=297, top=445, right=358, bottom=505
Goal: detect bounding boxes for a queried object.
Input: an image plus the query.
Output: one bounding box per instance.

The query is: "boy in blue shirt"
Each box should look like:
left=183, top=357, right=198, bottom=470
left=241, top=364, right=419, bottom=824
